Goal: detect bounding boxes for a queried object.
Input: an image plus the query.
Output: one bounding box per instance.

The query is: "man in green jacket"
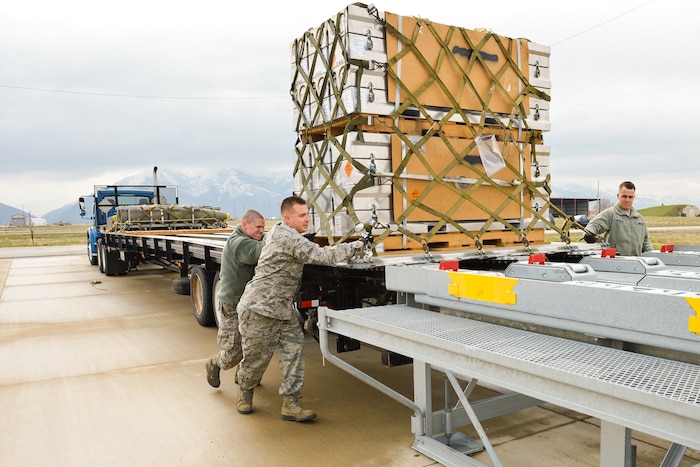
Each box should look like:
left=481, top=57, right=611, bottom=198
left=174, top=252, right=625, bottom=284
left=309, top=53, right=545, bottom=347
left=205, top=209, right=265, bottom=388
left=584, top=181, right=653, bottom=256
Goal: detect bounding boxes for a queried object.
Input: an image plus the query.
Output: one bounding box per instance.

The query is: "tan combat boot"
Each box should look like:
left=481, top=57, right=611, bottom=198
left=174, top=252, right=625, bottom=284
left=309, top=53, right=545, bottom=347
left=281, top=395, right=316, bottom=422
left=205, top=357, right=220, bottom=388
left=237, top=389, right=253, bottom=414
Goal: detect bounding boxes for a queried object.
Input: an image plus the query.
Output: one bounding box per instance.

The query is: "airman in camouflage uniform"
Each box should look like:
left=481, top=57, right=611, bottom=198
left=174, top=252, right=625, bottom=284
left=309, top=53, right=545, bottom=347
left=205, top=210, right=265, bottom=389
left=236, top=196, right=366, bottom=421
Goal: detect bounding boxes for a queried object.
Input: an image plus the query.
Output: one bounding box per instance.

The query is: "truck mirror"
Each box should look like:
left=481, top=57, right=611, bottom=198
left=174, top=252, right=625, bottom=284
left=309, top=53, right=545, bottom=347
left=79, top=197, right=86, bottom=217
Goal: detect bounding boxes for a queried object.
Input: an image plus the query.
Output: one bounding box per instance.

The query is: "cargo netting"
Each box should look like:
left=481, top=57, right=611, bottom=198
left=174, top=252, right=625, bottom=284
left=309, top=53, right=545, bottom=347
left=109, top=205, right=229, bottom=231
left=291, top=3, right=575, bottom=253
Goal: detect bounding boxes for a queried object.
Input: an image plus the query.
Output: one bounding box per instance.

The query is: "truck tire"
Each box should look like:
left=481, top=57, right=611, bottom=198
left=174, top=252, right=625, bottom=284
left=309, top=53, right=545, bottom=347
left=173, top=277, right=190, bottom=295
left=212, top=271, right=222, bottom=328
left=103, top=247, right=128, bottom=276
left=191, top=266, right=215, bottom=327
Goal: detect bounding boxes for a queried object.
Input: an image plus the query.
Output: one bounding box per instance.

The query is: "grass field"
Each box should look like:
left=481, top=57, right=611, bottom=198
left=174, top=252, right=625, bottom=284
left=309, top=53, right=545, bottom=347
left=1, top=216, right=699, bottom=249
left=0, top=223, right=91, bottom=248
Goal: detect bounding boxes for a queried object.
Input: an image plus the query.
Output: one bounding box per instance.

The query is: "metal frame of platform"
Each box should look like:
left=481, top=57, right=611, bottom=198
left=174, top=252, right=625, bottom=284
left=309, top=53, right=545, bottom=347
left=384, top=262, right=700, bottom=356
left=318, top=304, right=700, bottom=466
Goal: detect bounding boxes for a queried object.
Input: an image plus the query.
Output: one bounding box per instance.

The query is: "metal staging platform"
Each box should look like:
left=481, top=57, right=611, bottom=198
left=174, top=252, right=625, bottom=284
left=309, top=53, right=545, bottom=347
left=318, top=304, right=700, bottom=467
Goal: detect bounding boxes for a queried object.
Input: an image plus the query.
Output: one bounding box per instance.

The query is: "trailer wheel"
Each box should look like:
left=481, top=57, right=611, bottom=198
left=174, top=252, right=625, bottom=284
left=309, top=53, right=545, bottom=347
left=212, top=271, right=223, bottom=327
left=103, top=247, right=128, bottom=276
left=173, top=277, right=190, bottom=295
left=191, top=266, right=216, bottom=327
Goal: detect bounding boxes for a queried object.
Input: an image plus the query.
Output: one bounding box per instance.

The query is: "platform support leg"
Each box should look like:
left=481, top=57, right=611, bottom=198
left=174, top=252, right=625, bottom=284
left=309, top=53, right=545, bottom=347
left=600, top=421, right=635, bottom=467
left=413, top=360, right=433, bottom=435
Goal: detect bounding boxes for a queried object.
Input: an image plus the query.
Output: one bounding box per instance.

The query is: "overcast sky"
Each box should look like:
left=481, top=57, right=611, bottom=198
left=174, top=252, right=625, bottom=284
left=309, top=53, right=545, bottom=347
left=1, top=0, right=697, bottom=215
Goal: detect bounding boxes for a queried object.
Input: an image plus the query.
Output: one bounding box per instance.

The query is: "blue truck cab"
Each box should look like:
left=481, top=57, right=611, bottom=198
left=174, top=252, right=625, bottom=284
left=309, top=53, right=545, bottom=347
left=79, top=184, right=176, bottom=266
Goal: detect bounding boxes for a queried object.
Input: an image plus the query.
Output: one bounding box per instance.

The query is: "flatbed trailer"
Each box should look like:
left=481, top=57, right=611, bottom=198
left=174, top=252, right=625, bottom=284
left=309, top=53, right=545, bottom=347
left=99, top=228, right=233, bottom=326
left=100, top=223, right=700, bottom=357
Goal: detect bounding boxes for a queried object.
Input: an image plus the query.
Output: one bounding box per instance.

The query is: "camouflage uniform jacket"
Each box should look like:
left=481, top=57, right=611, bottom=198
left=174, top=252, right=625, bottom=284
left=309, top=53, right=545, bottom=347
left=237, top=221, right=363, bottom=321
left=216, top=224, right=265, bottom=307
left=585, top=204, right=653, bottom=256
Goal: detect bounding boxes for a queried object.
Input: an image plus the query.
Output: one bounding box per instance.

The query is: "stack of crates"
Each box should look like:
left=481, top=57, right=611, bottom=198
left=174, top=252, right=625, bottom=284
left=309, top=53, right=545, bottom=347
left=291, top=3, right=553, bottom=251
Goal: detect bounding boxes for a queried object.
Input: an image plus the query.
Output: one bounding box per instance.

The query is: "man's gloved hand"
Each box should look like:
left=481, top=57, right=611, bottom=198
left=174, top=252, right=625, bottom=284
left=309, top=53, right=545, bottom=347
left=360, top=232, right=373, bottom=246
left=303, top=233, right=316, bottom=242
left=583, top=231, right=600, bottom=244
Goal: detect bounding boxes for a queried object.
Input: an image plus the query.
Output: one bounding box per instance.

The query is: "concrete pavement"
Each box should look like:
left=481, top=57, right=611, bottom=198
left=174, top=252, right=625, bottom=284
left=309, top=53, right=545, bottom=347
left=1, top=246, right=698, bottom=466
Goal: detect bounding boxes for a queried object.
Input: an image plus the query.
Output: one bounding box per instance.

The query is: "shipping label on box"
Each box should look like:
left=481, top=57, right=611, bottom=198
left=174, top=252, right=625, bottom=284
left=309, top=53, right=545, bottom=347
left=331, top=132, right=392, bottom=189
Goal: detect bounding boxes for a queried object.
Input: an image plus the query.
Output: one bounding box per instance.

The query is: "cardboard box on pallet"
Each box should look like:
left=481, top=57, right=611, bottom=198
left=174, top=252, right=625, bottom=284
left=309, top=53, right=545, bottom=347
left=528, top=43, right=552, bottom=131
left=531, top=143, right=550, bottom=184
left=296, top=132, right=394, bottom=235
left=291, top=3, right=550, bottom=133
left=291, top=3, right=387, bottom=70
left=530, top=144, right=552, bottom=222
left=389, top=131, right=533, bottom=223
left=291, top=4, right=388, bottom=131
left=384, top=13, right=528, bottom=116
left=294, top=126, right=546, bottom=239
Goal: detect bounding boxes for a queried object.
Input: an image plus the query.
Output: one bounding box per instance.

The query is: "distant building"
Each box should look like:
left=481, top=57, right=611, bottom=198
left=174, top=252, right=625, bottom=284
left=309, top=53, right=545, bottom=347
left=10, top=214, right=28, bottom=227
left=31, top=218, right=48, bottom=226
left=549, top=197, right=597, bottom=218
left=682, top=205, right=699, bottom=217
left=9, top=215, right=47, bottom=227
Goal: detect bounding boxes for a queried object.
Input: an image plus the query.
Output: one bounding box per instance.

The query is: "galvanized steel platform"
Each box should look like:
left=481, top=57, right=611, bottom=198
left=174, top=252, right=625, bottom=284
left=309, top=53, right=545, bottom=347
left=319, top=304, right=700, bottom=465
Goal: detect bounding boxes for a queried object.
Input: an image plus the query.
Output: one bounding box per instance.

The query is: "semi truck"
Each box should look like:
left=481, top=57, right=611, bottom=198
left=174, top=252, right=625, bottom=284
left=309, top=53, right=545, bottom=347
left=78, top=173, right=178, bottom=269
left=78, top=167, right=231, bottom=325
left=78, top=4, right=700, bottom=465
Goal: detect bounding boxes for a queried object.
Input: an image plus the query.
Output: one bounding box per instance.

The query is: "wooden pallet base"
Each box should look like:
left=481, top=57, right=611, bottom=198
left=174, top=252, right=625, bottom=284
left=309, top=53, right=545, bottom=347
left=381, top=228, right=545, bottom=252
left=301, top=114, right=544, bottom=144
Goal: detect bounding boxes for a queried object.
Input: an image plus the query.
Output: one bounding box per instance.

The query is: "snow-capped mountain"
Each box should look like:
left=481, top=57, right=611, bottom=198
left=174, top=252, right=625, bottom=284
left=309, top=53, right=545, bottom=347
left=116, top=167, right=294, bottom=218
left=37, top=168, right=295, bottom=225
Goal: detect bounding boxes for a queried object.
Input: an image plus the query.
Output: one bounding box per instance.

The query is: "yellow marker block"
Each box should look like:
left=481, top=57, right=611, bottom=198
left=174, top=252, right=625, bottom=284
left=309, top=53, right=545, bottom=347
left=447, top=271, right=518, bottom=305
left=687, top=296, right=700, bottom=335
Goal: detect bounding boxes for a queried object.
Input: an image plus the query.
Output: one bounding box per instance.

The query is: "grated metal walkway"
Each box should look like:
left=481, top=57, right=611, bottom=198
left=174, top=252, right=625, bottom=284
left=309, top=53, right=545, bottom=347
left=320, top=304, right=700, bottom=457
left=366, top=307, right=700, bottom=406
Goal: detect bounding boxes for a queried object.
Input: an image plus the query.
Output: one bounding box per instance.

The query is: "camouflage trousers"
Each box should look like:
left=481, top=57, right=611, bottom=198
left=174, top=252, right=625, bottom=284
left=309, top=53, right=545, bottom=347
left=237, top=308, right=305, bottom=396
left=214, top=301, right=243, bottom=370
